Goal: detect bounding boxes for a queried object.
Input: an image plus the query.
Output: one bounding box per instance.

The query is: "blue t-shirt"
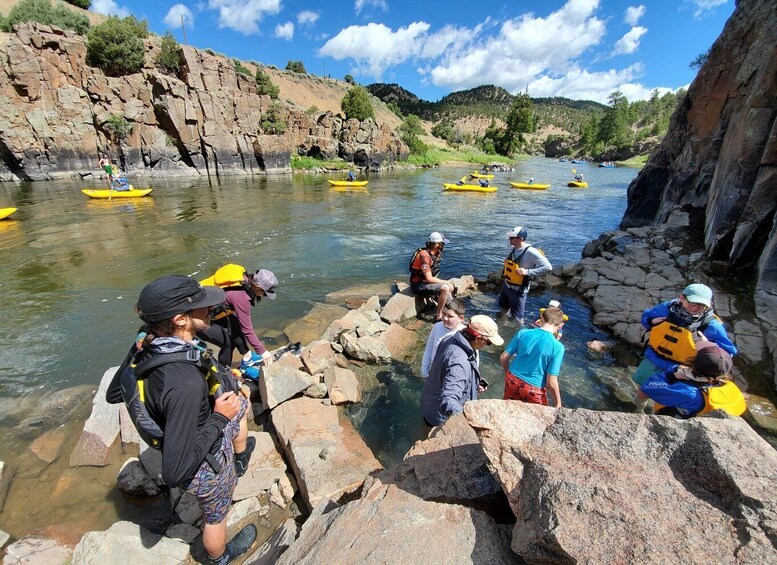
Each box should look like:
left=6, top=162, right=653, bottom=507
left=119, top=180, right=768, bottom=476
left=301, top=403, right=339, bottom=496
left=505, top=327, right=564, bottom=388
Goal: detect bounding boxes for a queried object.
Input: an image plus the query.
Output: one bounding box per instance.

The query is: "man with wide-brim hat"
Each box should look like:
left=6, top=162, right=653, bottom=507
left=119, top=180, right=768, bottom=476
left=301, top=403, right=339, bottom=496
left=106, top=275, right=257, bottom=564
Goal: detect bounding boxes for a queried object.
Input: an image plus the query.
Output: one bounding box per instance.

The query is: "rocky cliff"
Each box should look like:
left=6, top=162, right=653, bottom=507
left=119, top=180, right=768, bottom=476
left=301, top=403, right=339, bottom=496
left=0, top=23, right=407, bottom=181
left=621, top=0, right=777, bottom=322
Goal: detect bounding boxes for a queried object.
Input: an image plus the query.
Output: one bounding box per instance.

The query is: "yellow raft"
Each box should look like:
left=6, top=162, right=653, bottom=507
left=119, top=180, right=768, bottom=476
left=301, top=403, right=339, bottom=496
left=443, top=183, right=498, bottom=193
left=567, top=181, right=589, bottom=188
left=510, top=182, right=550, bottom=190
left=328, top=180, right=369, bottom=187
left=82, top=188, right=153, bottom=199
left=469, top=171, right=494, bottom=179
left=0, top=207, right=17, bottom=220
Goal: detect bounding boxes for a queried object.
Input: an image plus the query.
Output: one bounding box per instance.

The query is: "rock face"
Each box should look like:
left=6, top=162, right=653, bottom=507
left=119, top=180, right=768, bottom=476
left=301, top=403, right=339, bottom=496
left=270, top=397, right=382, bottom=511
left=619, top=0, right=777, bottom=323
left=464, top=400, right=777, bottom=565
left=276, top=482, right=519, bottom=565
left=0, top=23, right=407, bottom=181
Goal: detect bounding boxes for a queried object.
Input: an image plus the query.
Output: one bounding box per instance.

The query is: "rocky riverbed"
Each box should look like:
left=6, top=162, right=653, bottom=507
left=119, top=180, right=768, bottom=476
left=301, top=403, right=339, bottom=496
left=1, top=239, right=775, bottom=563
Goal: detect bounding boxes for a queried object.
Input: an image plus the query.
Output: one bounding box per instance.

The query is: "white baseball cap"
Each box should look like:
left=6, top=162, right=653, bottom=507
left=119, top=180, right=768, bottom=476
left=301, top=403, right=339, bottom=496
left=427, top=232, right=450, bottom=244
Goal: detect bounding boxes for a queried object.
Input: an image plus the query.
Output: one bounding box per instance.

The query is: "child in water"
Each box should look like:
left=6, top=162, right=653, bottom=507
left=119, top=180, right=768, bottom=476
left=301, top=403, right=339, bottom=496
left=533, top=299, right=568, bottom=340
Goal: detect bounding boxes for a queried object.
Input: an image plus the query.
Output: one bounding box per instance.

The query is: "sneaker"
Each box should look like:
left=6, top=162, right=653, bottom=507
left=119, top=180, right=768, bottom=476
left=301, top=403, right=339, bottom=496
left=234, top=436, right=256, bottom=478
left=206, top=524, right=258, bottom=565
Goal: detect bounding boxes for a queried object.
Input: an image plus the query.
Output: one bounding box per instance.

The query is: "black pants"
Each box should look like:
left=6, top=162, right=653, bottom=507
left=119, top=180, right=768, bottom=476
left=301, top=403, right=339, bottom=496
left=198, top=315, right=248, bottom=367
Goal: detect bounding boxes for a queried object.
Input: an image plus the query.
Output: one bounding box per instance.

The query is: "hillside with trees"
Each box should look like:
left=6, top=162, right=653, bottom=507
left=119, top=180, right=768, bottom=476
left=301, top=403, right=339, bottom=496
left=368, top=81, right=685, bottom=160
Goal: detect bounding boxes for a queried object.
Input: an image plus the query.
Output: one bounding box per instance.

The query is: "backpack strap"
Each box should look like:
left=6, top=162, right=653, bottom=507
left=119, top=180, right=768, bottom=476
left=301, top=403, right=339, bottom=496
left=134, top=349, right=202, bottom=379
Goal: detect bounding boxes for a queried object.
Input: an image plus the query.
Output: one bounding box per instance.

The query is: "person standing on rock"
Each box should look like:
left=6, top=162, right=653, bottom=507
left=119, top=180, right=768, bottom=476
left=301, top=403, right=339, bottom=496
left=409, top=232, right=453, bottom=321
left=421, top=315, right=503, bottom=427
left=499, top=226, right=552, bottom=325
left=105, top=276, right=257, bottom=565
left=99, top=155, right=114, bottom=181
left=500, top=306, right=566, bottom=407
left=632, top=284, right=737, bottom=388
left=197, top=264, right=279, bottom=368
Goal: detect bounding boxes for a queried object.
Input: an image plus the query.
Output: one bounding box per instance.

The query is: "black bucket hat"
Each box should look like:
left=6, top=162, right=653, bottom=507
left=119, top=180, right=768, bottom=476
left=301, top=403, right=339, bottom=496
left=137, top=275, right=226, bottom=323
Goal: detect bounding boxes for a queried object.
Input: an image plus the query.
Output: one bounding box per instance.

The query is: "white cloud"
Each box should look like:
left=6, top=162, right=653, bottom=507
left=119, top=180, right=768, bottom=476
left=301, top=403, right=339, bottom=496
left=91, top=0, right=130, bottom=17
left=426, top=0, right=606, bottom=92
left=297, top=10, right=319, bottom=26
left=355, top=0, right=388, bottom=16
left=207, top=0, right=281, bottom=35
left=319, top=22, right=430, bottom=79
left=625, top=5, right=646, bottom=26
left=613, top=26, right=647, bottom=55
left=528, top=63, right=649, bottom=103
left=163, top=4, right=194, bottom=29
left=690, top=0, right=728, bottom=18
left=275, top=22, right=294, bottom=40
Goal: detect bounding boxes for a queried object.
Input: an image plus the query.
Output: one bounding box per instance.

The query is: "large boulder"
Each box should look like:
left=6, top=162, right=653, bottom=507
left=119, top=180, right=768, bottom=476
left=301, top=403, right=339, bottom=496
left=375, top=413, right=510, bottom=520
left=69, top=367, right=121, bottom=467
left=259, top=364, right=318, bottom=411
left=276, top=481, right=519, bottom=564
left=464, top=400, right=777, bottom=565
left=270, top=397, right=382, bottom=510
left=232, top=431, right=288, bottom=501
left=72, top=521, right=189, bottom=564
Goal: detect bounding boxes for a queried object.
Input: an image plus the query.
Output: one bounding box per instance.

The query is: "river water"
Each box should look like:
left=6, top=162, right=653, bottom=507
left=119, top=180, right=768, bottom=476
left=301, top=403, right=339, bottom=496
left=0, top=158, right=648, bottom=537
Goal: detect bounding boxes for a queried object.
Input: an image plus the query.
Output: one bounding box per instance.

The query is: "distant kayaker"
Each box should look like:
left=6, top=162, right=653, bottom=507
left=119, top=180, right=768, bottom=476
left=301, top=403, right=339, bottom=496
left=478, top=178, right=490, bottom=187
left=499, top=226, right=552, bottom=324
left=574, top=173, right=584, bottom=182
left=409, top=232, right=453, bottom=321
left=347, top=170, right=356, bottom=181
left=528, top=177, right=534, bottom=185
left=99, top=155, right=114, bottom=180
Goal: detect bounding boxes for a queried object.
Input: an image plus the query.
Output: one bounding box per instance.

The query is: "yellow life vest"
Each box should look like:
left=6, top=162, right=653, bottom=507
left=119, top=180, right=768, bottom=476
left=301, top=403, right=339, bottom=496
left=199, top=263, right=246, bottom=287
left=503, top=246, right=544, bottom=286
left=647, top=321, right=701, bottom=364
left=700, top=380, right=747, bottom=416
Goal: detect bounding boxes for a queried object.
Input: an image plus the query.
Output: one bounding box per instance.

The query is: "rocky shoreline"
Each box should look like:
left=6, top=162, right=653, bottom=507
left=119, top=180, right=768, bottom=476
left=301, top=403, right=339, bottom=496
left=1, top=233, right=776, bottom=563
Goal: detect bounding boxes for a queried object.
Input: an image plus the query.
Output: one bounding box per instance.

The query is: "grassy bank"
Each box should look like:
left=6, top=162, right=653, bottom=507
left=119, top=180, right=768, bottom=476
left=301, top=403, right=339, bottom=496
left=291, top=148, right=526, bottom=171
left=618, top=154, right=649, bottom=167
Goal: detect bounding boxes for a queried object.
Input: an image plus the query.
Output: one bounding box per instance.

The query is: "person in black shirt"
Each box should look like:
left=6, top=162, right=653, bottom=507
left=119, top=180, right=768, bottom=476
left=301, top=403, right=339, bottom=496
left=106, top=276, right=256, bottom=564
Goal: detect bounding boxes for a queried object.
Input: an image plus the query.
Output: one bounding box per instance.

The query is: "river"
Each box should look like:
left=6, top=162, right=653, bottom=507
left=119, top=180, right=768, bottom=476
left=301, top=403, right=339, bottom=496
left=0, top=157, right=639, bottom=538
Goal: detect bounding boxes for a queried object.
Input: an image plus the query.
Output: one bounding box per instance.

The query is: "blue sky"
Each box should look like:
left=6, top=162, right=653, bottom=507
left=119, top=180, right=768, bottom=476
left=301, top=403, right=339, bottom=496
left=89, top=0, right=734, bottom=104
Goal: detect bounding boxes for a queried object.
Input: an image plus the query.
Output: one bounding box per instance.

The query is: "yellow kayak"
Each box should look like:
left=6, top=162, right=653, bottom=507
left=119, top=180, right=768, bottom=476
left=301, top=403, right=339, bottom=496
left=443, top=183, right=498, bottom=193
left=568, top=181, right=589, bottom=188
left=510, top=182, right=550, bottom=190
left=470, top=171, right=494, bottom=179
left=328, top=180, right=368, bottom=187
left=82, top=188, right=153, bottom=199
left=0, top=207, right=17, bottom=220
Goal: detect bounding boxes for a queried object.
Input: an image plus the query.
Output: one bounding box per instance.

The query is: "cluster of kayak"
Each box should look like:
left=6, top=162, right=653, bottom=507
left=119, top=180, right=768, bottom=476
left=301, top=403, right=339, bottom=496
left=443, top=170, right=590, bottom=193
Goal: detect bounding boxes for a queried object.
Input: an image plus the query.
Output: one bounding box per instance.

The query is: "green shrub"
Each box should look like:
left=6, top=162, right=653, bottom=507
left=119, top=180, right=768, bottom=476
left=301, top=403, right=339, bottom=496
left=341, top=86, right=374, bottom=121
left=306, top=105, right=319, bottom=115
left=233, top=59, right=252, bottom=76
left=156, top=31, right=183, bottom=76
left=64, top=0, right=90, bottom=7
left=87, top=16, right=148, bottom=76
left=260, top=102, right=287, bottom=135
left=344, top=74, right=354, bottom=84
left=1, top=0, right=90, bottom=34
left=285, top=60, right=306, bottom=73
left=105, top=114, right=132, bottom=141
left=204, top=48, right=216, bottom=56
left=255, top=68, right=279, bottom=99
